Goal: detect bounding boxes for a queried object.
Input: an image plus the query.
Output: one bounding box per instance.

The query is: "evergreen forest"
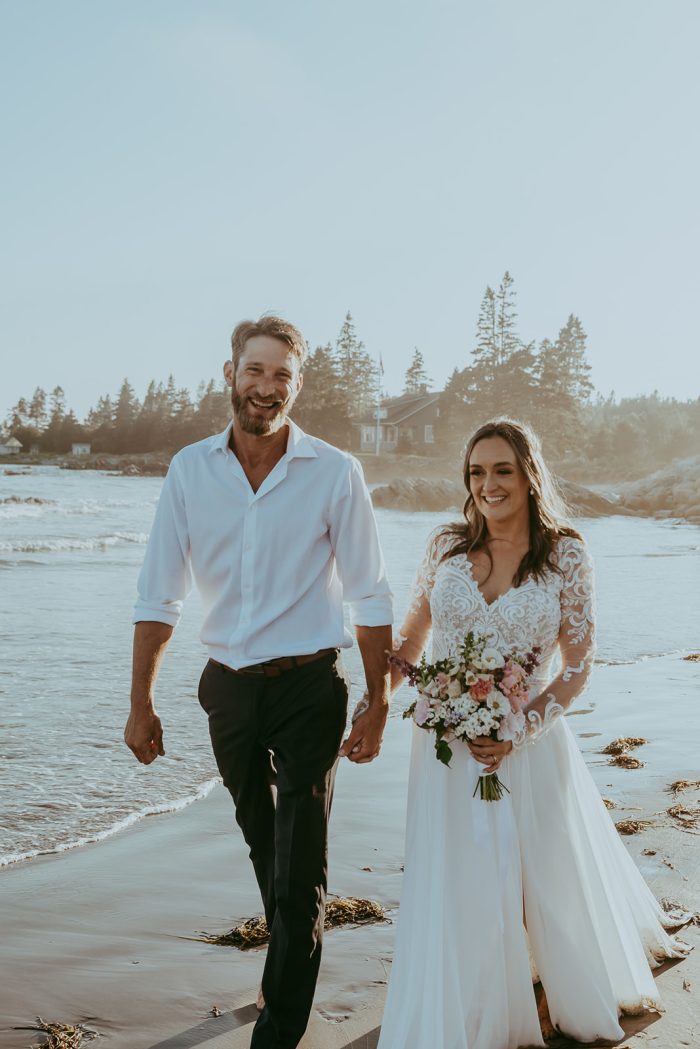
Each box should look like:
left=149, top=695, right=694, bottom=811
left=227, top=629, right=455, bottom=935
left=5, top=277, right=699, bottom=481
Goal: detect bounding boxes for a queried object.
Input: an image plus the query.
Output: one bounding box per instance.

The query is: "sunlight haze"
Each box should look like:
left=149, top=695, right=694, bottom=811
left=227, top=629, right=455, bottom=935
left=2, top=0, right=699, bottom=418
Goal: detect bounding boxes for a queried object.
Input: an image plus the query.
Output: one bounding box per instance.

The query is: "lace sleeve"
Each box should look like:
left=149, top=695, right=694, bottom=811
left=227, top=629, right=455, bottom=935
left=389, top=529, right=443, bottom=692
left=515, top=537, right=596, bottom=745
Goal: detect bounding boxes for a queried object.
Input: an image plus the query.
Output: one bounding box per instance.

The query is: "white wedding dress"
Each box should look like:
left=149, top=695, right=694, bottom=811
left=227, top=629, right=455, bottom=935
left=378, top=533, right=689, bottom=1049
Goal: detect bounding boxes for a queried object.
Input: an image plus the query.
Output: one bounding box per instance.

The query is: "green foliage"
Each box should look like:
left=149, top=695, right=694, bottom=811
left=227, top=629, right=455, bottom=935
left=435, top=737, right=453, bottom=767
left=334, top=311, right=379, bottom=420
left=291, top=343, right=355, bottom=447
left=404, top=348, right=431, bottom=394
left=3, top=292, right=697, bottom=472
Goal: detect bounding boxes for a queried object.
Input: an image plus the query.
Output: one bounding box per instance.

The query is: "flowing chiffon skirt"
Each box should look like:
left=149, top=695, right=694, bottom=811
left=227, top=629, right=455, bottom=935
left=377, top=719, right=689, bottom=1049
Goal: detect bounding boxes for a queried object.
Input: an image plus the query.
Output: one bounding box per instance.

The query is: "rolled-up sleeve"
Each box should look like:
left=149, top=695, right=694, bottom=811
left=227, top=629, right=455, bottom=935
left=329, top=458, right=393, bottom=627
left=133, top=457, right=192, bottom=626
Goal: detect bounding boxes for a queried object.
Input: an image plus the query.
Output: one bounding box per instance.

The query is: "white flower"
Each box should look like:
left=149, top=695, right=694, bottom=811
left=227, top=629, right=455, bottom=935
left=462, top=670, right=478, bottom=686
left=486, top=690, right=509, bottom=716
left=475, top=647, right=505, bottom=671
left=447, top=679, right=463, bottom=699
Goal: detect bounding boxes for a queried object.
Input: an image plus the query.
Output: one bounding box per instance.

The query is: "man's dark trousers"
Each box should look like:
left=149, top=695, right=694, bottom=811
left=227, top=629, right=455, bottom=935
left=198, top=652, right=349, bottom=1049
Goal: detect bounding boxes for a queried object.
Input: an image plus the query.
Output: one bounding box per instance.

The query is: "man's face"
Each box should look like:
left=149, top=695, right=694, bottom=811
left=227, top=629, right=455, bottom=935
left=224, top=335, right=303, bottom=437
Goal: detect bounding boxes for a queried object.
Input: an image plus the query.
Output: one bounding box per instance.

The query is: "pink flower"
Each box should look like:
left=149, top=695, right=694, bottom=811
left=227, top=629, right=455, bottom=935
left=414, top=698, right=431, bottom=726
left=436, top=672, right=451, bottom=697
left=507, top=686, right=529, bottom=712
left=469, top=677, right=492, bottom=702
left=500, top=672, right=520, bottom=693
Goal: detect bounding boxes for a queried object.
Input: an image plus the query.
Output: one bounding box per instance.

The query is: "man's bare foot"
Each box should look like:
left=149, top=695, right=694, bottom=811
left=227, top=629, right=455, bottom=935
left=256, top=985, right=265, bottom=1012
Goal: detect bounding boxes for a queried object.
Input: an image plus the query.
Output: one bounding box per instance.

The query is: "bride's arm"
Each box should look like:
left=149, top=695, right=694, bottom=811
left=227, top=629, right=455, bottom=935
left=352, top=533, right=438, bottom=721
left=389, top=529, right=444, bottom=691
left=516, top=537, right=596, bottom=745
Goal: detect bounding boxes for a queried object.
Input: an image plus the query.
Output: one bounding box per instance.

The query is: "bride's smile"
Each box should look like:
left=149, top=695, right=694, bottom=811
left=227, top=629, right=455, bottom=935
left=467, top=435, right=531, bottom=528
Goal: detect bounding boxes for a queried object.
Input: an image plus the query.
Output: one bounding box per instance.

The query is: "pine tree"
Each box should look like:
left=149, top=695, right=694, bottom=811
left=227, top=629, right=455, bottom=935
left=404, top=349, right=432, bottom=395
left=195, top=379, right=230, bottom=440
left=50, top=386, right=66, bottom=419
left=113, top=380, right=139, bottom=452
left=474, top=287, right=497, bottom=368
left=42, top=387, right=68, bottom=451
left=555, top=315, right=594, bottom=403
left=494, top=271, right=519, bottom=365
left=85, top=395, right=113, bottom=452
left=534, top=315, right=594, bottom=453
left=4, top=397, right=39, bottom=449
left=6, top=397, right=29, bottom=430
left=334, top=312, right=379, bottom=420
left=468, top=274, right=534, bottom=423
left=28, top=387, right=48, bottom=430
left=292, top=344, right=354, bottom=448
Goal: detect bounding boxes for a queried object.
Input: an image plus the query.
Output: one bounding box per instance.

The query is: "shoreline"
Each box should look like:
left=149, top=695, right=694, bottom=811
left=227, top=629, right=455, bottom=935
left=4, top=455, right=700, bottom=526
left=2, top=654, right=699, bottom=1048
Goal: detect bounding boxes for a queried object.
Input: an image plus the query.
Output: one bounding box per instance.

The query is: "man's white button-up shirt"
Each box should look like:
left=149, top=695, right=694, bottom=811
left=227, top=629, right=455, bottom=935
left=133, top=420, right=393, bottom=669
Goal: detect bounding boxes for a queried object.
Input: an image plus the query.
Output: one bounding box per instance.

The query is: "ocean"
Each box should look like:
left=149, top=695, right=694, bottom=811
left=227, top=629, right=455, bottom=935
left=1, top=465, right=698, bottom=868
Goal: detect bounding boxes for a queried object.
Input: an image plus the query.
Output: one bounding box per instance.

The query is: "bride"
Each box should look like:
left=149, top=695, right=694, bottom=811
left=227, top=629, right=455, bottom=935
left=377, top=418, right=689, bottom=1049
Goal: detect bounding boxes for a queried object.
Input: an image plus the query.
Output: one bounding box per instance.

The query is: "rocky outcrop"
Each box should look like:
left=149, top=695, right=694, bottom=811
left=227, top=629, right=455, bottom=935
left=371, top=477, right=621, bottom=517
left=615, top=457, right=700, bottom=524
left=371, top=478, right=465, bottom=512
left=61, top=454, right=171, bottom=476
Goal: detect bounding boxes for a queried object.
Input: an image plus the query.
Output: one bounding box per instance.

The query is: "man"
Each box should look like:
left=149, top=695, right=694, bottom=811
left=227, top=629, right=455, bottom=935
left=124, top=315, right=392, bottom=1049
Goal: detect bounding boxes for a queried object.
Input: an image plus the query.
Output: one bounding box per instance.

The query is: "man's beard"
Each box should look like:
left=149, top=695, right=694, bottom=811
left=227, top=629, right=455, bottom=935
left=231, top=386, right=291, bottom=436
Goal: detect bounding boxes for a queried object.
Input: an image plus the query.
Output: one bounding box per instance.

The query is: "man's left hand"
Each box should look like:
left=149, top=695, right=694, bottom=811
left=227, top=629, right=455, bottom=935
left=339, top=704, right=388, bottom=764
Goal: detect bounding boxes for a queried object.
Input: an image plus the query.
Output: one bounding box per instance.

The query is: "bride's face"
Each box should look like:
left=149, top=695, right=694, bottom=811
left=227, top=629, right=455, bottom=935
left=467, top=436, right=530, bottom=523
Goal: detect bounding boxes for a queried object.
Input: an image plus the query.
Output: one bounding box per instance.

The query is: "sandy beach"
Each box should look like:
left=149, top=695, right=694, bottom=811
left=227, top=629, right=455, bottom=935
left=1, top=652, right=699, bottom=1049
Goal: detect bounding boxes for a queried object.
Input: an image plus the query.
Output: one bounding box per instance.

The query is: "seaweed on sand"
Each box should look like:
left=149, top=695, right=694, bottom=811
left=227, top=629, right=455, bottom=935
left=667, top=803, right=700, bottom=828
left=609, top=754, right=645, bottom=769
left=661, top=898, right=700, bottom=926
left=602, top=798, right=616, bottom=809
left=600, top=737, right=649, bottom=756
left=683, top=652, right=700, bottom=662
left=201, top=897, right=386, bottom=950
left=25, top=1018, right=97, bottom=1048
left=615, top=819, right=655, bottom=835
left=667, top=779, right=700, bottom=796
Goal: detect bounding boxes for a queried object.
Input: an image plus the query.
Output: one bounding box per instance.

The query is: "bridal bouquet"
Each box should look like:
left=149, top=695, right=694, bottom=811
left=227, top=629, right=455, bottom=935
left=390, top=633, right=541, bottom=801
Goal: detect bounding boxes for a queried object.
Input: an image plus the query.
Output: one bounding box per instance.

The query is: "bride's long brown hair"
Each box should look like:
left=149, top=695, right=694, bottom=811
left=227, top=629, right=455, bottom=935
left=440, top=418, right=582, bottom=586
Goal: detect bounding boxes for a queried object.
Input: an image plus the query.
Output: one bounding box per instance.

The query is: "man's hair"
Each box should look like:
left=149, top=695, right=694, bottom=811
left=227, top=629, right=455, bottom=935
left=230, top=315, right=308, bottom=372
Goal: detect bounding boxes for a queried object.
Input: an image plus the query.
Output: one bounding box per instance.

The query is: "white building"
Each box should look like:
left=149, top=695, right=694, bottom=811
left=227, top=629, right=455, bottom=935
left=0, top=434, right=22, bottom=455
left=71, top=442, right=91, bottom=456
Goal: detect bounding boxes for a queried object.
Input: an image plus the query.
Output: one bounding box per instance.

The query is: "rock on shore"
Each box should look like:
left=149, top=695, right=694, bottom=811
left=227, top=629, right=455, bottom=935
left=615, top=456, right=700, bottom=524
left=371, top=476, right=621, bottom=517
left=61, top=454, right=171, bottom=476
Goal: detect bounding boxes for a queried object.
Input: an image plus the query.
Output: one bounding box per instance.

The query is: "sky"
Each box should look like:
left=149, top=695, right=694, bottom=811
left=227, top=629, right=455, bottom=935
left=2, top=0, right=699, bottom=421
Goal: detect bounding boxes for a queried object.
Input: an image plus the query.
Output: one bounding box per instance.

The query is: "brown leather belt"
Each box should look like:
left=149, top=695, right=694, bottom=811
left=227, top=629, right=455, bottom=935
left=211, top=648, right=337, bottom=679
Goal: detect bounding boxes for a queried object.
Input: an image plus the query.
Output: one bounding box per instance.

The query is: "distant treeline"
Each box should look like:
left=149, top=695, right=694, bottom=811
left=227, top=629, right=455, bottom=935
left=5, top=275, right=699, bottom=478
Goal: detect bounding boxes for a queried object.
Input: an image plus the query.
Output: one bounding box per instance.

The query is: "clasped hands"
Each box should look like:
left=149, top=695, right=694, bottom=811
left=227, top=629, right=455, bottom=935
left=468, top=736, right=513, bottom=774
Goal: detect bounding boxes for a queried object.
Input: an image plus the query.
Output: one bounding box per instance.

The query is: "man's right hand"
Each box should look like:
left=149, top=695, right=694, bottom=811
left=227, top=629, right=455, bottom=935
left=124, top=707, right=165, bottom=765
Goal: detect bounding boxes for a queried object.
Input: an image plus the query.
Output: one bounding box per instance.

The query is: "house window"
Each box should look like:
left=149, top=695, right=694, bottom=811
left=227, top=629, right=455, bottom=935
left=424, top=424, right=434, bottom=444
left=362, top=427, right=374, bottom=443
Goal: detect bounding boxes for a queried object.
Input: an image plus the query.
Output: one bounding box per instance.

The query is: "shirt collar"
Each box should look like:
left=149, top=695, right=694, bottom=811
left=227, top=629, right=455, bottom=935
left=210, top=418, right=318, bottom=460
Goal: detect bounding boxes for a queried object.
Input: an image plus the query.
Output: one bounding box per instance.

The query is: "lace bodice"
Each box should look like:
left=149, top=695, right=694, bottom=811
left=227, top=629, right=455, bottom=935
left=394, top=530, right=596, bottom=742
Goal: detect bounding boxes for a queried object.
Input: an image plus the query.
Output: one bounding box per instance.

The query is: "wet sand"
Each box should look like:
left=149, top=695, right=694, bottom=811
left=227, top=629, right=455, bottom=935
left=1, top=653, right=699, bottom=1049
